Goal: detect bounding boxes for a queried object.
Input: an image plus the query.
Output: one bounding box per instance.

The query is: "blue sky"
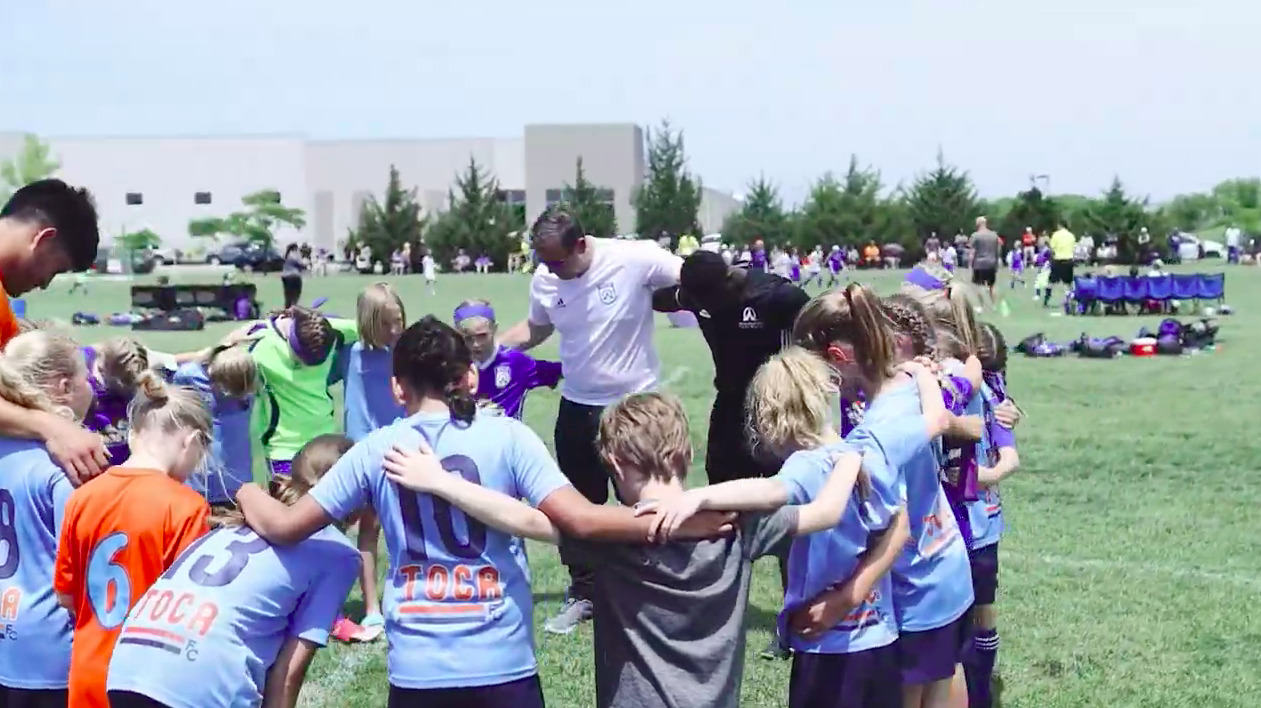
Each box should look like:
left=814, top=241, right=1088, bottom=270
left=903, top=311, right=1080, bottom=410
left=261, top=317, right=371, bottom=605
left=3, top=0, right=1256, bottom=204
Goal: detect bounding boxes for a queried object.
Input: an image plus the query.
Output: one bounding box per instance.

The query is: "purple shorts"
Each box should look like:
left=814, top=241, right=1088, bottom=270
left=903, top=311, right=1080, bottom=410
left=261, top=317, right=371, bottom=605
left=387, top=675, right=543, bottom=708
left=897, top=610, right=972, bottom=685
left=269, top=459, right=292, bottom=478
left=789, top=644, right=901, bottom=708
left=969, top=543, right=999, bottom=606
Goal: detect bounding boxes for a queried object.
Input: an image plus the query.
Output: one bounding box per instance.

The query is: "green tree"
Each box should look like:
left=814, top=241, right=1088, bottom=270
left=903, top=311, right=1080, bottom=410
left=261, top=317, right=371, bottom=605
left=903, top=150, right=982, bottom=246
left=794, top=173, right=848, bottom=249
left=118, top=228, right=161, bottom=252
left=1165, top=192, right=1219, bottom=232
left=1080, top=178, right=1168, bottom=263
left=720, top=176, right=791, bottom=247
left=347, top=165, right=428, bottom=258
left=564, top=158, right=617, bottom=239
left=633, top=119, right=702, bottom=243
left=425, top=157, right=516, bottom=269
left=187, top=189, right=306, bottom=250
left=997, top=185, right=1061, bottom=241
left=1211, top=178, right=1261, bottom=233
left=0, top=134, right=60, bottom=204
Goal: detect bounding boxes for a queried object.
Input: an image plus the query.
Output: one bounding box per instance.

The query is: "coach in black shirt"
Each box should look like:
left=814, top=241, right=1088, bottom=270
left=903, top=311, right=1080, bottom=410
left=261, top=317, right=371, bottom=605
left=654, top=250, right=810, bottom=658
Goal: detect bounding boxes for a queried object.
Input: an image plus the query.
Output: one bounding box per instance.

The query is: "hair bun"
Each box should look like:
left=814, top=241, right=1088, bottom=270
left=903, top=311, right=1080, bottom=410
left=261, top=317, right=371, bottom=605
left=136, top=369, right=169, bottom=403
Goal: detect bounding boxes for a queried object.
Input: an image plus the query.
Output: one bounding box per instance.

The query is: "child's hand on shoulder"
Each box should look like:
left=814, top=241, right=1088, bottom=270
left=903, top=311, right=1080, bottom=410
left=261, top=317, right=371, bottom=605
left=636, top=489, right=708, bottom=542
left=383, top=441, right=450, bottom=493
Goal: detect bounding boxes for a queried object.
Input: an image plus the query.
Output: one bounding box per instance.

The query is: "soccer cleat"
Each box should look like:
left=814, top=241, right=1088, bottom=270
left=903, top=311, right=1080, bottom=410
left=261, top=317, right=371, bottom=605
left=543, top=597, right=594, bottom=635
left=331, top=616, right=370, bottom=643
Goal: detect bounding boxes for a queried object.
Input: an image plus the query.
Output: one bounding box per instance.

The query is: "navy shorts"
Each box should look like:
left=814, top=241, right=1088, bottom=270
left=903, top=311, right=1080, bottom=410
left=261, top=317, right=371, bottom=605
left=789, top=645, right=901, bottom=708
left=897, top=610, right=972, bottom=685
left=107, top=692, right=170, bottom=708
left=969, top=544, right=999, bottom=606
left=388, top=675, right=545, bottom=708
left=1, top=687, right=68, bottom=708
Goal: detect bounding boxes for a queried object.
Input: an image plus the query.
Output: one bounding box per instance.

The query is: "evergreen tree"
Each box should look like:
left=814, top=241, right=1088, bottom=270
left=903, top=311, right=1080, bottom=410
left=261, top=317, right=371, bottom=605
left=904, top=149, right=981, bottom=243
left=426, top=157, right=516, bottom=269
left=1082, top=177, right=1167, bottom=263
left=565, top=158, right=617, bottom=239
left=997, top=184, right=1061, bottom=241
left=633, top=120, right=702, bottom=244
left=794, top=172, right=848, bottom=249
left=348, top=165, right=428, bottom=257
left=720, top=176, right=790, bottom=248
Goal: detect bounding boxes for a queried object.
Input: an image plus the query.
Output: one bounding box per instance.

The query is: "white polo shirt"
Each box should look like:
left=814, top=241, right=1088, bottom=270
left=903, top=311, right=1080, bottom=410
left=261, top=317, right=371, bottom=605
left=528, top=238, right=682, bottom=406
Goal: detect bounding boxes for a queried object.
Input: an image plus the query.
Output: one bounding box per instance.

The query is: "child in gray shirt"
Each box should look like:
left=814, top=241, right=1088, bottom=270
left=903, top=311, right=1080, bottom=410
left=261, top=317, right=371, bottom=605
left=384, top=391, right=865, bottom=708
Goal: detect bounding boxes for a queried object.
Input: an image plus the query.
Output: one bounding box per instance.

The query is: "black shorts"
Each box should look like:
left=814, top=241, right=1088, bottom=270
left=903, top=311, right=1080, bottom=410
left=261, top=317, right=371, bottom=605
left=107, top=691, right=170, bottom=708
left=971, top=267, right=997, bottom=287
left=0, top=687, right=67, bottom=708
left=969, top=543, right=999, bottom=606
left=388, top=675, right=545, bottom=708
left=1049, top=259, right=1075, bottom=285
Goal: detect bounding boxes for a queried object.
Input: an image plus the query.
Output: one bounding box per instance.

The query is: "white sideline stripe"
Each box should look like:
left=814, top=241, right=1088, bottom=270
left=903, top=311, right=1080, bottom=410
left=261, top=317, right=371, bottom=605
left=1004, top=552, right=1261, bottom=589
left=298, top=643, right=378, bottom=708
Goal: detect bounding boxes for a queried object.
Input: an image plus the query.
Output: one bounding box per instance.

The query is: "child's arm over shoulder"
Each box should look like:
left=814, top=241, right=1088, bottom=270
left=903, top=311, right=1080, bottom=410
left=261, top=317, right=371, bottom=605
left=384, top=445, right=561, bottom=544
left=788, top=507, right=910, bottom=639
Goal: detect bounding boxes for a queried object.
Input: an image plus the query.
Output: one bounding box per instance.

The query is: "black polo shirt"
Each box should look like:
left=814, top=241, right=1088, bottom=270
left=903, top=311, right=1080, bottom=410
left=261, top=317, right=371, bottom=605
left=684, top=270, right=810, bottom=406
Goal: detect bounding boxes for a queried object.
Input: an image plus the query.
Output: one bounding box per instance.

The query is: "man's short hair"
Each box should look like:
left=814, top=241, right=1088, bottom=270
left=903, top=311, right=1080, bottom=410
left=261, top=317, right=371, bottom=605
left=1, top=179, right=100, bottom=271
left=530, top=205, right=584, bottom=251
left=680, top=250, right=730, bottom=297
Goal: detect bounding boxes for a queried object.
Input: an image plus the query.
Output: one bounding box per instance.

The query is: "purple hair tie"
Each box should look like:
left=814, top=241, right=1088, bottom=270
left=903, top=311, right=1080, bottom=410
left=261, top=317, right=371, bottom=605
left=905, top=266, right=945, bottom=291
left=271, top=317, right=326, bottom=366
left=454, top=304, right=496, bottom=323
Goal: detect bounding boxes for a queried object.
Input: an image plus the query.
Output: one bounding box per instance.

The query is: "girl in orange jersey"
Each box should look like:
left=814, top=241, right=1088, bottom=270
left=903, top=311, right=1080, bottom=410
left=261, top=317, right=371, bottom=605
left=54, top=372, right=212, bottom=708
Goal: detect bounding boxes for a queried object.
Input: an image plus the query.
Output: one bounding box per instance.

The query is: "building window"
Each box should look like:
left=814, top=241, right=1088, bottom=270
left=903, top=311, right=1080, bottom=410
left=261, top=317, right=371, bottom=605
left=194, top=191, right=212, bottom=205
left=125, top=192, right=143, bottom=206
left=597, top=188, right=615, bottom=204
left=545, top=189, right=563, bottom=205
left=496, top=189, right=526, bottom=206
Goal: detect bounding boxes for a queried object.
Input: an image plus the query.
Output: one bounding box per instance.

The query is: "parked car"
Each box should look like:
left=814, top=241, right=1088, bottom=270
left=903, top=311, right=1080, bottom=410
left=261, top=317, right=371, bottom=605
left=92, top=247, right=157, bottom=274
left=148, top=247, right=182, bottom=265
left=1177, top=234, right=1225, bottom=262
left=205, top=242, right=285, bottom=272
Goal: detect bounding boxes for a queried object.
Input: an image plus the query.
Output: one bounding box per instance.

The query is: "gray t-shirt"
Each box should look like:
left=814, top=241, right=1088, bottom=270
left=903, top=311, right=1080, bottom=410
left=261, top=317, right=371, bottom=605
left=561, top=508, right=798, bottom=708
left=969, top=229, right=1001, bottom=270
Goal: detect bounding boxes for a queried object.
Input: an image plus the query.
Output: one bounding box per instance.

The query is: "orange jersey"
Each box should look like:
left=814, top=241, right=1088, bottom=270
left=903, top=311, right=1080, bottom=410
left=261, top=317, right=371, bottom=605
left=0, top=276, right=19, bottom=350
left=53, top=467, right=209, bottom=708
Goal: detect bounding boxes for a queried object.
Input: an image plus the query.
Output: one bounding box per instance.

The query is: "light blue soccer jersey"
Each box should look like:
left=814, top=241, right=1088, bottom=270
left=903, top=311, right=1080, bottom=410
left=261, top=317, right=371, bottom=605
left=0, top=439, right=75, bottom=688
left=778, top=440, right=900, bottom=654
left=341, top=343, right=405, bottom=442
left=849, top=380, right=974, bottom=633
left=308, top=410, right=570, bottom=690
left=968, top=384, right=1011, bottom=550
left=174, top=363, right=254, bottom=504
left=106, top=525, right=358, bottom=708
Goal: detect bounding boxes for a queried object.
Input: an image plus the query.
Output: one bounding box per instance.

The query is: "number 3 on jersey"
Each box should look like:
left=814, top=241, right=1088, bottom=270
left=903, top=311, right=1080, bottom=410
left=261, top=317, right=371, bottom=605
left=397, top=454, right=488, bottom=560
left=87, top=533, right=131, bottom=629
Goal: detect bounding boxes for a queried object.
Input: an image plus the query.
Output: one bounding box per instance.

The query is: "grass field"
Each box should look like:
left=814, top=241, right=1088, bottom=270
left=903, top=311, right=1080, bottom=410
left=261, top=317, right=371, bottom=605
left=23, top=263, right=1261, bottom=708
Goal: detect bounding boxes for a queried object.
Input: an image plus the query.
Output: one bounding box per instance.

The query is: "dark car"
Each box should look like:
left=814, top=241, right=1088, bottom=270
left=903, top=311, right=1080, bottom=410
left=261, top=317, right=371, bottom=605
left=205, top=242, right=285, bottom=272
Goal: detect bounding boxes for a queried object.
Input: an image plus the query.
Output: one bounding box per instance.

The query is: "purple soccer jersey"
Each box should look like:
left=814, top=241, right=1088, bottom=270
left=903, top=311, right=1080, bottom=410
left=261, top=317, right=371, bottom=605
left=83, top=346, right=132, bottom=465
left=839, top=394, right=866, bottom=438
left=939, top=370, right=980, bottom=549
left=828, top=251, right=844, bottom=272
left=474, top=346, right=562, bottom=419
left=750, top=247, right=767, bottom=270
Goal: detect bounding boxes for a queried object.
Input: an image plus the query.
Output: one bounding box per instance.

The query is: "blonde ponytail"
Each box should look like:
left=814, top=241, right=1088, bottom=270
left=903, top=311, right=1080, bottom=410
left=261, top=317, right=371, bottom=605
left=0, top=330, right=86, bottom=420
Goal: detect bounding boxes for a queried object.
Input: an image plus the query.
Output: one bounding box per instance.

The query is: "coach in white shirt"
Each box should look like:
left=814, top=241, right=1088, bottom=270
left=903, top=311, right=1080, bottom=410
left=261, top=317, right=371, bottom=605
left=500, top=207, right=682, bottom=634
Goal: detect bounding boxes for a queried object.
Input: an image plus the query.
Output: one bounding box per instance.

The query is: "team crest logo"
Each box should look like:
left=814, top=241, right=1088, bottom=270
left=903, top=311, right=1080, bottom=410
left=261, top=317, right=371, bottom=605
left=494, top=364, right=512, bottom=389
left=598, top=283, right=617, bottom=305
